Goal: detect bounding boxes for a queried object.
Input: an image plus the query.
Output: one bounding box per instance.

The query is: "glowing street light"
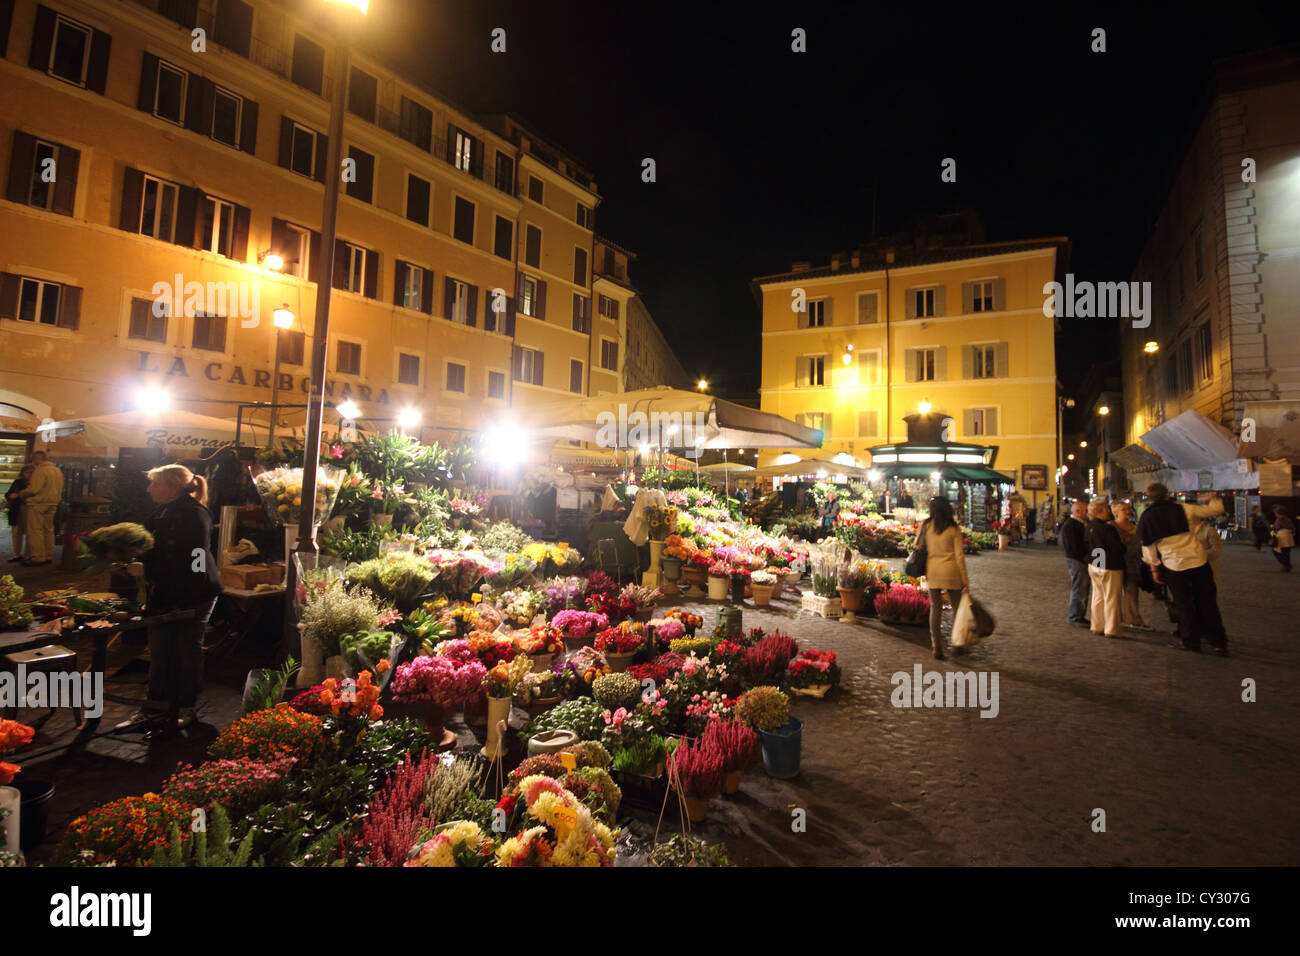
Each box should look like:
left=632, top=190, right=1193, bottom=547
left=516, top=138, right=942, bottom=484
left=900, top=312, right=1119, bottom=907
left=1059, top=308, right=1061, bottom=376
left=697, top=379, right=709, bottom=391
left=268, top=304, right=295, bottom=449
left=263, top=253, right=284, bottom=272
left=324, top=0, right=369, bottom=11
left=868, top=469, right=882, bottom=482
left=481, top=423, right=527, bottom=466
left=1080, top=440, right=1088, bottom=448
left=135, top=385, right=169, bottom=415
left=272, top=304, right=294, bottom=329
left=1098, top=405, right=1110, bottom=416
left=930, top=471, right=942, bottom=481
left=1067, top=453, right=1075, bottom=461
left=918, top=401, right=932, bottom=414
left=1143, top=340, right=1160, bottom=354
left=397, top=407, right=421, bottom=429
left=336, top=400, right=361, bottom=420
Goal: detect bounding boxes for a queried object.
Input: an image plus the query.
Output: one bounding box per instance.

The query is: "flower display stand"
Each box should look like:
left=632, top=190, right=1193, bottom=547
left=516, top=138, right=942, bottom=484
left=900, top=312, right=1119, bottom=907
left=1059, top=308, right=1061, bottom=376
left=801, top=593, right=842, bottom=619
left=641, top=570, right=663, bottom=589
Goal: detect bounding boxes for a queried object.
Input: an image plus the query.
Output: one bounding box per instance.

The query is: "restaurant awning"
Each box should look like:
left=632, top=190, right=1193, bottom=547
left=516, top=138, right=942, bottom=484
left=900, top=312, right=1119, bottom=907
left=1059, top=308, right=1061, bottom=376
left=37, top=410, right=244, bottom=452
left=1140, top=409, right=1238, bottom=469
left=1109, top=443, right=1166, bottom=472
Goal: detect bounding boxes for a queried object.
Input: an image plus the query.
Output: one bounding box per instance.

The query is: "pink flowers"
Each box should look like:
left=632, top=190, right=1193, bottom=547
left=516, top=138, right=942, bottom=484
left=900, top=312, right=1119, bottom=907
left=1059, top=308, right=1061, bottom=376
left=603, top=707, right=630, bottom=730
left=551, top=610, right=609, bottom=638
left=391, top=654, right=487, bottom=707
left=652, top=619, right=685, bottom=643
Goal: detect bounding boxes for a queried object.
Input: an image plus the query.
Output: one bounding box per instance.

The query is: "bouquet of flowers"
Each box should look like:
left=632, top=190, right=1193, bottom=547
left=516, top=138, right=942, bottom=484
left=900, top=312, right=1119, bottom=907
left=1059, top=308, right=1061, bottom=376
left=551, top=609, right=609, bottom=639
left=584, top=570, right=619, bottom=597
left=494, top=776, right=616, bottom=867
left=319, top=668, right=386, bottom=719
left=254, top=465, right=342, bottom=527
left=515, top=624, right=563, bottom=656
left=646, top=504, right=678, bottom=540
left=406, top=821, right=496, bottom=867
left=57, top=793, right=192, bottom=866
left=449, top=496, right=483, bottom=518
left=553, top=647, right=610, bottom=697
left=874, top=583, right=930, bottom=624
left=209, top=705, right=326, bottom=764
left=650, top=617, right=685, bottom=646
left=390, top=655, right=487, bottom=707
left=594, top=623, right=646, bottom=655
left=750, top=568, right=776, bottom=586
left=466, top=631, right=519, bottom=669
left=789, top=649, right=842, bottom=689
left=542, top=576, right=587, bottom=616
left=488, top=553, right=539, bottom=589
left=707, top=560, right=732, bottom=579
left=619, top=583, right=662, bottom=612
left=664, top=608, right=703, bottom=635
left=345, top=552, right=439, bottom=611
left=497, top=588, right=545, bottom=627
left=78, top=522, right=154, bottom=564
left=484, top=654, right=533, bottom=699
left=514, top=670, right=559, bottom=705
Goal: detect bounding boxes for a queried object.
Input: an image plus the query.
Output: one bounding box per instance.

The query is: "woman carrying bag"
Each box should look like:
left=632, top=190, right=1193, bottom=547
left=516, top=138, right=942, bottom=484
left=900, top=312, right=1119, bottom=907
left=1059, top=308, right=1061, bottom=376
left=118, top=464, right=223, bottom=731
left=918, top=497, right=969, bottom=660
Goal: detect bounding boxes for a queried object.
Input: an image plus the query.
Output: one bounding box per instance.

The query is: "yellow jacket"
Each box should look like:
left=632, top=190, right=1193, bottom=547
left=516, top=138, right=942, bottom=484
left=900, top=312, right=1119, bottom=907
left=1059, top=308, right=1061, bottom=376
left=21, top=461, right=64, bottom=507
left=923, top=523, right=969, bottom=590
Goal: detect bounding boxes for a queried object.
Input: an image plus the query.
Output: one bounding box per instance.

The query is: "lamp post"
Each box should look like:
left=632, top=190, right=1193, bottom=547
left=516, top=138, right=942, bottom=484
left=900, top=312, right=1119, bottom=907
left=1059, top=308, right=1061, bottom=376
left=1098, top=404, right=1111, bottom=495
left=268, top=304, right=294, bottom=449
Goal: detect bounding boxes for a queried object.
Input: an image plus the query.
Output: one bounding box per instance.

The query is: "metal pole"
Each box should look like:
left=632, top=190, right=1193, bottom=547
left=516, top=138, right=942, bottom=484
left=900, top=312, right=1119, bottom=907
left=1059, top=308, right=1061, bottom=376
left=269, top=326, right=282, bottom=450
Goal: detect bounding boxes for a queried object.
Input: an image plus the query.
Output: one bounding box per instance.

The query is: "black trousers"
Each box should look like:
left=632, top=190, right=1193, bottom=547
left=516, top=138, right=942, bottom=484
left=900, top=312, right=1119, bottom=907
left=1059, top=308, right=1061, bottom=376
left=1163, top=563, right=1227, bottom=650
left=1253, top=529, right=1270, bottom=550
left=1273, top=546, right=1292, bottom=571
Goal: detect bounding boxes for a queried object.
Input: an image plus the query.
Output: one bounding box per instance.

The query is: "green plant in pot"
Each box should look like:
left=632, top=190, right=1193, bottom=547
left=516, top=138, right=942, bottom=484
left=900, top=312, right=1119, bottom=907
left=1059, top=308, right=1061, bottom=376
left=836, top=563, right=867, bottom=612
left=812, top=572, right=837, bottom=598
left=735, top=685, right=802, bottom=779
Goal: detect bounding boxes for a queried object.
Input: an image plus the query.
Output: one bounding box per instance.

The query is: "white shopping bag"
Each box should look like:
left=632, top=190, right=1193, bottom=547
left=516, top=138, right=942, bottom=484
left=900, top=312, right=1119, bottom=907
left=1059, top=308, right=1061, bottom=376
left=952, top=592, right=979, bottom=648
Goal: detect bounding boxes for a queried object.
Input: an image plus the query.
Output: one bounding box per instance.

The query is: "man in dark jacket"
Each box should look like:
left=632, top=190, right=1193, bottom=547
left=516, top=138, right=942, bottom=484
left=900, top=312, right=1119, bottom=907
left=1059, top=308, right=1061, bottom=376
left=1138, top=483, right=1227, bottom=655
left=1061, top=499, right=1090, bottom=625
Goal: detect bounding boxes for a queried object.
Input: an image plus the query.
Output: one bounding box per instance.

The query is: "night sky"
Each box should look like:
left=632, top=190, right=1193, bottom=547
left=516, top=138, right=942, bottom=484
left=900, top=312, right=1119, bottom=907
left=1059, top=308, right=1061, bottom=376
left=360, top=1, right=1295, bottom=422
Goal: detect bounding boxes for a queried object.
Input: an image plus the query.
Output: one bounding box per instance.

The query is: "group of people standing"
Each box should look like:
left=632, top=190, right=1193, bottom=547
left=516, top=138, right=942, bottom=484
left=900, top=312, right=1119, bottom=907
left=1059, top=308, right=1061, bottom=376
left=1249, top=504, right=1295, bottom=571
left=1060, top=484, right=1231, bottom=655
left=4, top=451, right=64, bottom=566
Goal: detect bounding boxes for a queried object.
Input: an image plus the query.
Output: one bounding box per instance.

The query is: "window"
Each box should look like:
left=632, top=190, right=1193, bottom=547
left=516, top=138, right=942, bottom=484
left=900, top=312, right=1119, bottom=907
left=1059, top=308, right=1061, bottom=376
left=154, top=60, right=186, bottom=124
left=129, top=297, right=168, bottom=342
left=524, top=225, right=541, bottom=267
left=576, top=203, right=591, bottom=228
left=200, top=196, right=234, bottom=256
left=213, top=0, right=252, bottom=58
left=519, top=276, right=539, bottom=317
left=1194, top=228, right=1205, bottom=282
left=797, top=355, right=826, bottom=387
left=445, top=362, right=466, bottom=393
left=347, top=66, right=377, bottom=122
left=447, top=278, right=471, bottom=324
left=406, top=174, right=430, bottom=225
left=1164, top=353, right=1179, bottom=399
left=487, top=370, right=506, bottom=399
left=1177, top=252, right=1187, bottom=304
left=289, top=122, right=317, bottom=177
left=1177, top=338, right=1194, bottom=395
left=796, top=412, right=830, bottom=436
left=600, top=339, right=618, bottom=371
left=210, top=86, right=243, bottom=147
left=914, top=348, right=936, bottom=381
left=399, top=96, right=432, bottom=151
left=30, top=141, right=58, bottom=209
left=528, top=176, right=543, bottom=203
left=336, top=340, right=361, bottom=375
left=192, top=313, right=227, bottom=351
left=1195, top=322, right=1213, bottom=383
left=514, top=346, right=543, bottom=385
left=17, top=278, right=61, bottom=326
left=452, top=129, right=476, bottom=173
left=481, top=149, right=509, bottom=191
left=49, top=14, right=91, bottom=85
left=570, top=359, right=584, bottom=394
left=345, top=146, right=374, bottom=203
left=574, top=247, right=588, bottom=286
left=342, top=243, right=366, bottom=294
left=970, top=281, right=993, bottom=312
left=453, top=197, right=475, bottom=244
left=140, top=175, right=179, bottom=242
left=493, top=216, right=513, bottom=260
left=966, top=407, right=999, bottom=436
left=14, top=136, right=78, bottom=213
left=912, top=288, right=936, bottom=318
left=572, top=293, right=591, bottom=333
left=400, top=263, right=425, bottom=312
left=291, top=34, right=324, bottom=95
left=801, top=299, right=827, bottom=328
left=278, top=329, right=304, bottom=365
left=398, top=352, right=420, bottom=386
left=971, top=344, right=996, bottom=379
left=158, top=0, right=199, bottom=29
left=598, top=294, right=618, bottom=320
left=276, top=220, right=310, bottom=279
left=856, top=409, right=879, bottom=437
left=857, top=292, right=878, bottom=324
left=603, top=246, right=615, bottom=277
left=857, top=349, right=880, bottom=385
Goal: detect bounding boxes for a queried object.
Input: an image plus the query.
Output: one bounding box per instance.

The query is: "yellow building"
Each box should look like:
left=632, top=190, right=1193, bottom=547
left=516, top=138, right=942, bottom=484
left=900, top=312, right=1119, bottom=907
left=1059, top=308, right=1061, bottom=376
left=754, top=226, right=1069, bottom=506
left=0, top=0, right=662, bottom=466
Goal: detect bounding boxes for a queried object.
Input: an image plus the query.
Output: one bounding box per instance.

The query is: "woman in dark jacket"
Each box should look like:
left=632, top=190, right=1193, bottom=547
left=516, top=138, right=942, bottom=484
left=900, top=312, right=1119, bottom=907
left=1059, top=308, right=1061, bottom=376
left=1272, top=505, right=1296, bottom=572
left=120, top=464, right=222, bottom=731
left=6, top=464, right=34, bottom=562
left=1084, top=499, right=1125, bottom=638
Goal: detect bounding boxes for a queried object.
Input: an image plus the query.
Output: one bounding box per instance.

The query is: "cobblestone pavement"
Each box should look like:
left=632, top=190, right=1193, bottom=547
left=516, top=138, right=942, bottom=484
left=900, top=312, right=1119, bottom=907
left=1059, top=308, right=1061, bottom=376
left=678, top=540, right=1300, bottom=866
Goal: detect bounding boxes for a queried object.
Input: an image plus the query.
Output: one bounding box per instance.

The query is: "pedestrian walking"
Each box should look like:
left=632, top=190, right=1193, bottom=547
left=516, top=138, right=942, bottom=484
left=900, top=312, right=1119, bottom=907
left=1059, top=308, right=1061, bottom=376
left=1110, top=501, right=1152, bottom=630
left=1250, top=506, right=1271, bottom=551
left=18, top=451, right=63, bottom=566
left=5, top=464, right=34, bottom=563
left=118, top=464, right=223, bottom=732
left=1061, top=499, right=1091, bottom=625
left=1272, top=506, right=1295, bottom=572
left=1190, top=512, right=1224, bottom=585
left=1137, top=483, right=1229, bottom=655
left=1085, top=500, right=1125, bottom=638
left=921, top=496, right=970, bottom=660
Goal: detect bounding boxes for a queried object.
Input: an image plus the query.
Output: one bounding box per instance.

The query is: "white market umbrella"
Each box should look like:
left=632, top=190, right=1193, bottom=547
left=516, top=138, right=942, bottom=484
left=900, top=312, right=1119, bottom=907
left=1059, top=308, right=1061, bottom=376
left=38, top=409, right=243, bottom=453
left=753, top=457, right=870, bottom=479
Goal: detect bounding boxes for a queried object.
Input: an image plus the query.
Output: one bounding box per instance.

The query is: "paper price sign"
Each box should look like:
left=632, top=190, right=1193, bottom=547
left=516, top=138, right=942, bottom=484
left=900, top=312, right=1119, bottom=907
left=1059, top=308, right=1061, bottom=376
left=551, top=805, right=578, bottom=840
left=472, top=593, right=482, bottom=604
left=559, top=751, right=577, bottom=771
left=558, top=542, right=569, bottom=549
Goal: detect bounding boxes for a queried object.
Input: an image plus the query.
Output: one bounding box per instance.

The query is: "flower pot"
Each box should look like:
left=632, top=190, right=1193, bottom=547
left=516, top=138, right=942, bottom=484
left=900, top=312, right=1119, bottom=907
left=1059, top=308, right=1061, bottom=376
left=682, top=794, right=710, bottom=823
left=751, top=582, right=775, bottom=606
left=527, top=729, right=578, bottom=756
left=722, top=770, right=742, bottom=795
left=998, top=534, right=1010, bottom=551
left=837, top=587, right=865, bottom=612
left=463, top=690, right=488, bottom=726
left=298, top=631, right=325, bottom=687
left=525, top=695, right=561, bottom=718
left=390, top=699, right=456, bottom=751
left=731, top=579, right=747, bottom=604
left=14, top=779, right=54, bottom=851
left=562, top=633, right=595, bottom=653
left=528, top=652, right=555, bottom=674
left=324, top=654, right=346, bottom=680
left=372, top=513, right=394, bottom=529
left=605, top=650, right=637, bottom=673
left=707, top=575, right=728, bottom=600
left=649, top=539, right=665, bottom=573
left=661, top=556, right=682, bottom=581
left=758, top=717, right=803, bottom=779
left=483, top=695, right=512, bottom=760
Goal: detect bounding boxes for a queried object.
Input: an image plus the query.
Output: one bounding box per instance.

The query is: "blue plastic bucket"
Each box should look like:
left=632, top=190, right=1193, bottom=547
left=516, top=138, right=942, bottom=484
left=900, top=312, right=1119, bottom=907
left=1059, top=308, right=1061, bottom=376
left=759, top=717, right=803, bottom=778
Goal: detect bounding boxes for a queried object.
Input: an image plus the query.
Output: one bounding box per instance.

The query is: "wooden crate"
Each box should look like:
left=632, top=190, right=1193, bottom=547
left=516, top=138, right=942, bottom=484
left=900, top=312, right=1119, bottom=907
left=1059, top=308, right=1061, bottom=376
left=800, top=593, right=842, bottom=619
left=220, top=563, right=282, bottom=589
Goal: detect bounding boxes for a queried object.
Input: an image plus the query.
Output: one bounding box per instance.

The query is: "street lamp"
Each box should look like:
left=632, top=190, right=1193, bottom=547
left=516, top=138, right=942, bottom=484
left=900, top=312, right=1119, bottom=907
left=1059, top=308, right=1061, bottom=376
left=268, top=304, right=295, bottom=449
left=1098, top=404, right=1111, bottom=493
left=1143, top=340, right=1160, bottom=354
left=336, top=399, right=361, bottom=420
left=697, top=379, right=709, bottom=391
left=135, top=385, right=169, bottom=415
left=397, top=407, right=421, bottom=429
left=918, top=401, right=932, bottom=414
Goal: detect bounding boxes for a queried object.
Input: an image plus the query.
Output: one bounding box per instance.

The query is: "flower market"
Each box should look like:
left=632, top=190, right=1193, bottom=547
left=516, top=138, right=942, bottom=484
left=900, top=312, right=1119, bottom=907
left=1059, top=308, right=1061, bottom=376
left=0, top=412, right=1036, bottom=870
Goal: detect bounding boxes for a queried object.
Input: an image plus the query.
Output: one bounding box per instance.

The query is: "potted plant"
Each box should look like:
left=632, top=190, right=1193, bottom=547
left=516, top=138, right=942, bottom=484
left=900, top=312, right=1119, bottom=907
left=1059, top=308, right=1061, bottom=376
left=874, top=583, right=930, bottom=625
left=592, top=672, right=642, bottom=711
left=706, top=561, right=730, bottom=601
left=992, top=519, right=1013, bottom=551
left=788, top=649, right=842, bottom=698
left=482, top=655, right=532, bottom=759
left=735, top=686, right=801, bottom=778
left=703, top=718, right=760, bottom=794
left=390, top=654, right=486, bottom=750
left=750, top=568, right=777, bottom=606
left=619, top=583, right=662, bottom=622
left=729, top=566, right=751, bottom=604
left=594, top=623, right=645, bottom=672
left=551, top=609, right=609, bottom=652
left=515, top=670, right=562, bottom=717
left=836, top=564, right=867, bottom=612
left=667, top=733, right=724, bottom=822
left=515, top=624, right=562, bottom=673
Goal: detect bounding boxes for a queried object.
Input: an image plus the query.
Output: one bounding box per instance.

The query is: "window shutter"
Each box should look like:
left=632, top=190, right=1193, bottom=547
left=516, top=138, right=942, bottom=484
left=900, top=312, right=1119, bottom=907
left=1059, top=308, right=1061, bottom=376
left=934, top=346, right=947, bottom=380
left=570, top=359, right=583, bottom=393
left=314, top=132, right=329, bottom=183
left=533, top=351, right=544, bottom=386
left=119, top=166, right=143, bottom=231
left=175, top=185, right=198, bottom=248
left=6, top=130, right=35, bottom=204
left=504, top=303, right=516, bottom=337
left=332, top=238, right=347, bottom=290
left=987, top=408, right=999, bottom=435
left=82, top=26, right=110, bottom=92
left=392, top=260, right=406, bottom=306
left=961, top=282, right=974, bottom=315
left=308, top=229, right=321, bottom=284
left=572, top=293, right=582, bottom=327
left=904, top=348, right=917, bottom=382
left=229, top=203, right=250, bottom=261
left=992, top=278, right=1006, bottom=311
left=443, top=278, right=455, bottom=320
left=444, top=123, right=456, bottom=165
left=933, top=285, right=946, bottom=317
left=50, top=144, right=78, bottom=216
left=961, top=345, right=973, bottom=379
left=824, top=298, right=833, bottom=326
left=239, top=98, right=258, bottom=154
left=512, top=345, right=523, bottom=381
left=858, top=294, right=877, bottom=324
left=137, top=52, right=159, bottom=112
left=420, top=268, right=433, bottom=315
left=904, top=291, right=916, bottom=320
left=0, top=273, right=19, bottom=317
left=184, top=75, right=211, bottom=134
left=995, top=342, right=1009, bottom=378
left=536, top=279, right=547, bottom=320
left=963, top=409, right=974, bottom=435
left=57, top=284, right=80, bottom=329
left=611, top=299, right=620, bottom=322
left=466, top=284, right=478, bottom=327
left=363, top=247, right=378, bottom=299
left=823, top=412, right=832, bottom=437
left=270, top=217, right=288, bottom=258
left=28, top=4, right=54, bottom=72
left=278, top=116, right=292, bottom=168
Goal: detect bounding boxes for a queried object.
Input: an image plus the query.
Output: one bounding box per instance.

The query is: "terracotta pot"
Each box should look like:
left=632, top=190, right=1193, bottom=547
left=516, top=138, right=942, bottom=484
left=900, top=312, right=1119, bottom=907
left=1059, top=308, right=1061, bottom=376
left=528, top=652, right=555, bottom=674
left=682, top=794, right=709, bottom=823
left=723, top=770, right=742, bottom=794
left=526, top=695, right=561, bottom=718
left=562, top=633, right=595, bottom=653
left=605, top=650, right=637, bottom=673
left=838, top=587, right=864, bottom=612
left=682, top=566, right=707, bottom=585
left=751, top=582, right=775, bottom=606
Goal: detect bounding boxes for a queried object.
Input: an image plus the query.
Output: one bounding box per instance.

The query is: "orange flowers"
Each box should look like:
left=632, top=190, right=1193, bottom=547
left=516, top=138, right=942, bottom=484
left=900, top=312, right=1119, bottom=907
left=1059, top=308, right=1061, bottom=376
left=320, top=670, right=383, bottom=720
left=0, top=719, right=35, bottom=754
left=210, top=704, right=325, bottom=764
left=0, top=761, right=20, bottom=785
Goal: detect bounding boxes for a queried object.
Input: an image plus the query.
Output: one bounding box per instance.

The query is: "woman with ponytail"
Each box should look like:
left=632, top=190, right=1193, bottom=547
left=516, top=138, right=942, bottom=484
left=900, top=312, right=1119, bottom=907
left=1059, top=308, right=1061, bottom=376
left=119, top=464, right=222, bottom=731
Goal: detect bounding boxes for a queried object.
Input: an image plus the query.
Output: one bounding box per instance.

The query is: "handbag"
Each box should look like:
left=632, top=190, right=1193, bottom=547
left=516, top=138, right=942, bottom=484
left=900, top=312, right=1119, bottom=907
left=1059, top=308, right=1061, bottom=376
left=904, top=520, right=928, bottom=579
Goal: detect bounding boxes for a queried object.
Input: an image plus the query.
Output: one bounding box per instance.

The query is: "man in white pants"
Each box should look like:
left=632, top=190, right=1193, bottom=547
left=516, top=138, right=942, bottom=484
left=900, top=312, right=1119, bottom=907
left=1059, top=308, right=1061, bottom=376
left=20, top=451, right=63, bottom=566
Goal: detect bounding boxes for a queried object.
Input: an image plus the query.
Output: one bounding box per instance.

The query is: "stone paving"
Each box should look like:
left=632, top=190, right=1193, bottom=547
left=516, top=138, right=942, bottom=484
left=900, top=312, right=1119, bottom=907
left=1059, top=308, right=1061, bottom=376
left=8, top=538, right=1298, bottom=866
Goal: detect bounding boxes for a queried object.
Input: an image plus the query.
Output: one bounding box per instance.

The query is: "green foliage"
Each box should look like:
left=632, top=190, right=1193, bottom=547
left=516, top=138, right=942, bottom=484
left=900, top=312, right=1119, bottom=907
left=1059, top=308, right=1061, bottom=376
left=812, top=573, right=837, bottom=598
left=612, top=734, right=667, bottom=776
left=242, top=656, right=300, bottom=715
left=319, top=525, right=390, bottom=563
left=669, top=636, right=713, bottom=656
left=299, top=579, right=385, bottom=657
left=566, top=740, right=612, bottom=770
left=650, top=832, right=733, bottom=867
left=735, top=685, right=790, bottom=731
left=424, top=755, right=482, bottom=825
left=522, top=697, right=606, bottom=742
left=328, top=715, right=431, bottom=785
left=345, top=552, right=439, bottom=611
left=151, top=804, right=256, bottom=867
left=0, top=575, right=33, bottom=630
left=236, top=759, right=371, bottom=866
left=592, top=672, right=640, bottom=710
left=478, top=520, right=532, bottom=553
